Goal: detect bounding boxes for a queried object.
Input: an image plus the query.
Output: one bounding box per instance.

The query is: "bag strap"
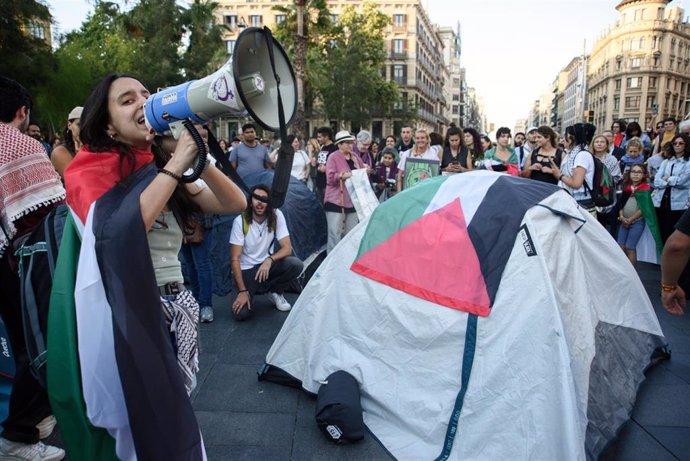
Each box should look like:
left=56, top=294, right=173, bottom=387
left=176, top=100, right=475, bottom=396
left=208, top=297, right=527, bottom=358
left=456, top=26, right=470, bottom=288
left=207, top=130, right=250, bottom=195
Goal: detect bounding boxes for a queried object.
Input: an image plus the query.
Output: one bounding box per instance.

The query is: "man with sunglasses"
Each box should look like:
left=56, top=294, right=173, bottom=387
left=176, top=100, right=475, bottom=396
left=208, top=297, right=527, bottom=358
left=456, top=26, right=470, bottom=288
left=229, top=185, right=303, bottom=320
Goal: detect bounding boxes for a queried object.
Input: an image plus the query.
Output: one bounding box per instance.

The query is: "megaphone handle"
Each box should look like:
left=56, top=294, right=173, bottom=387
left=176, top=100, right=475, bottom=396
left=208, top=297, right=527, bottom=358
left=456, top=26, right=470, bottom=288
left=180, top=120, right=208, bottom=184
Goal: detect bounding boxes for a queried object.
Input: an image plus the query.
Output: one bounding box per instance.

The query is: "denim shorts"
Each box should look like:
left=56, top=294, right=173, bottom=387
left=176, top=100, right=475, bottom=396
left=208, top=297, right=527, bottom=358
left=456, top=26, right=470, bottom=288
left=617, top=219, right=645, bottom=249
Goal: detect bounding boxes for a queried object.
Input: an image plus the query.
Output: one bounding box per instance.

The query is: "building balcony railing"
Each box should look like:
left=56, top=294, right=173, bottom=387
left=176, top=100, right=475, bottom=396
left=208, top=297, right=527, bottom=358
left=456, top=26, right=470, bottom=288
left=388, top=51, right=407, bottom=60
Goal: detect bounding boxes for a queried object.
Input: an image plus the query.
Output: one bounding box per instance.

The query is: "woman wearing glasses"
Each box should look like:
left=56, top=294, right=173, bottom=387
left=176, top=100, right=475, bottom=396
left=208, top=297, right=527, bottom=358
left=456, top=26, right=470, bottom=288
left=653, top=133, right=690, bottom=242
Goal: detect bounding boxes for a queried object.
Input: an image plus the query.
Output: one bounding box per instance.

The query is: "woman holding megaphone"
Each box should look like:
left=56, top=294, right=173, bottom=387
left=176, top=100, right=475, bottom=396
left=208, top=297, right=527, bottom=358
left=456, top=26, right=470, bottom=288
left=57, top=74, right=246, bottom=460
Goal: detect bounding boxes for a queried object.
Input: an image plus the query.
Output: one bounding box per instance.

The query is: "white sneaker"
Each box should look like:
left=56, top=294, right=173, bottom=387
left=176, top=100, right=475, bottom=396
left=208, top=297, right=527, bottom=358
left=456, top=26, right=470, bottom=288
left=269, top=292, right=292, bottom=312
left=36, top=415, right=56, bottom=440
left=200, top=306, right=214, bottom=323
left=0, top=437, right=65, bottom=460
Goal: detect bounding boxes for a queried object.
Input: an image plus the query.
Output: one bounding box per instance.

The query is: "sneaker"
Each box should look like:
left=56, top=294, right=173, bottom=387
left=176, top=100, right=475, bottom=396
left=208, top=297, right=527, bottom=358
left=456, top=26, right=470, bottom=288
left=0, top=438, right=65, bottom=461
left=269, top=292, right=292, bottom=312
left=200, top=306, right=214, bottom=323
left=36, top=415, right=56, bottom=439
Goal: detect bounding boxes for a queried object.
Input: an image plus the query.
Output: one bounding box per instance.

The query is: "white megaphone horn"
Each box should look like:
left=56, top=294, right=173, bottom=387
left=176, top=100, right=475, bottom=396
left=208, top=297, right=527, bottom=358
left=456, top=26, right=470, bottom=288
left=143, top=27, right=296, bottom=183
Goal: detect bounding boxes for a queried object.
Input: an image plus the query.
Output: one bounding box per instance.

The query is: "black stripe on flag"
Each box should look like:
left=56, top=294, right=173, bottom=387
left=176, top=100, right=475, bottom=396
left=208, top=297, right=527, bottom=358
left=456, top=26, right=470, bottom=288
left=93, top=163, right=204, bottom=460
left=467, top=175, right=558, bottom=307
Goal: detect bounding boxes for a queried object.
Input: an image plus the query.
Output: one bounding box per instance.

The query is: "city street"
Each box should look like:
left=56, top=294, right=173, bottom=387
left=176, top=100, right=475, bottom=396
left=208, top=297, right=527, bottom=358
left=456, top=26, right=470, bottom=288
left=191, top=262, right=690, bottom=460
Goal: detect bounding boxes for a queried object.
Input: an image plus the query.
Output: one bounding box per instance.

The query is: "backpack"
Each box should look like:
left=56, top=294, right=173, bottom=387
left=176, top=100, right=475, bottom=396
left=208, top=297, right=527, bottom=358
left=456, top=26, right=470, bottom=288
left=583, top=152, right=616, bottom=207
left=12, top=204, right=68, bottom=388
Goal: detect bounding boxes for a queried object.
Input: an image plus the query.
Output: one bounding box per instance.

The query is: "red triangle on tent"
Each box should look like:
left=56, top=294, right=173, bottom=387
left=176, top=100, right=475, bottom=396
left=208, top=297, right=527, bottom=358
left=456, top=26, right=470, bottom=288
left=351, top=198, right=491, bottom=316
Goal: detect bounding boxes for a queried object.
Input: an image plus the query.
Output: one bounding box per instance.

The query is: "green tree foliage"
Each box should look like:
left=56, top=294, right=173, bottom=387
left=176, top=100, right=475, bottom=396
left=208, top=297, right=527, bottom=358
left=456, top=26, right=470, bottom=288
left=272, top=0, right=336, bottom=134
left=0, top=0, right=56, bottom=118
left=315, top=2, right=399, bottom=128
left=181, top=0, right=229, bottom=80
left=122, top=0, right=185, bottom=89
left=34, top=1, right=136, bottom=131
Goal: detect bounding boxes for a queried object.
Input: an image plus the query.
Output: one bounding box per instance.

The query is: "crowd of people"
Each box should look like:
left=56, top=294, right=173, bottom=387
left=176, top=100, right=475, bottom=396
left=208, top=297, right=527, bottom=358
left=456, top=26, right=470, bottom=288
left=3, top=69, right=690, bottom=459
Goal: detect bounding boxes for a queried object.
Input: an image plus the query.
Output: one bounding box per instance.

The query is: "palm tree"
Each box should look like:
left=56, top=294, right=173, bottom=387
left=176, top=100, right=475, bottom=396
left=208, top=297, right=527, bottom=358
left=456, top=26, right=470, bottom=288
left=272, top=0, right=334, bottom=137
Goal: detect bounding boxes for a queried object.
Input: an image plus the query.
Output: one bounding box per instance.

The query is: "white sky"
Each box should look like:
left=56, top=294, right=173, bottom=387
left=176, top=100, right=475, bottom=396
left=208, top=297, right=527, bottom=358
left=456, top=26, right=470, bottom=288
left=48, top=0, right=690, bottom=128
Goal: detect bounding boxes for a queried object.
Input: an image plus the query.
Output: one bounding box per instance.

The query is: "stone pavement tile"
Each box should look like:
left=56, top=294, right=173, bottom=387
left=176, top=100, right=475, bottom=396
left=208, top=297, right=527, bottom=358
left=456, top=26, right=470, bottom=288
left=193, top=363, right=299, bottom=413
left=600, top=421, right=677, bottom=461
left=644, top=362, right=690, bottom=386
left=198, top=329, right=229, bottom=356
left=632, top=382, right=690, bottom=427
left=661, top=352, right=690, bottom=385
left=645, top=426, right=690, bottom=460
left=220, top=317, right=286, bottom=365
left=196, top=411, right=294, bottom=448
left=205, top=445, right=288, bottom=460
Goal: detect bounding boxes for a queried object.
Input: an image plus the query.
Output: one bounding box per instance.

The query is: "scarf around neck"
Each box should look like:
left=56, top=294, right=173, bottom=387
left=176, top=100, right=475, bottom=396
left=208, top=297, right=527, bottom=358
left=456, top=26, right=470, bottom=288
left=0, top=123, right=65, bottom=257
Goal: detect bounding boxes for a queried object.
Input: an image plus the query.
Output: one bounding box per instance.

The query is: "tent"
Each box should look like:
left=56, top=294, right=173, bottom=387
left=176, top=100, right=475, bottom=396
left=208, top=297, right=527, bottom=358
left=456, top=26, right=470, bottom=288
left=209, top=170, right=327, bottom=295
left=260, top=171, right=667, bottom=460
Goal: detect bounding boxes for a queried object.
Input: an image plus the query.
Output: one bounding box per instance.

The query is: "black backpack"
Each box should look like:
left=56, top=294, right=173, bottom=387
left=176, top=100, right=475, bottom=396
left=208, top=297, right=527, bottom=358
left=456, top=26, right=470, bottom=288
left=583, top=152, right=616, bottom=207
left=12, top=204, right=68, bottom=387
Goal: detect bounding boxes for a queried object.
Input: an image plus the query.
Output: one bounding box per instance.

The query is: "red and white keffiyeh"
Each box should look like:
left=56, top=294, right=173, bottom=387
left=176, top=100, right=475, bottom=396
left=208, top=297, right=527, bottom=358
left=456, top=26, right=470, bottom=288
left=0, top=123, right=65, bottom=256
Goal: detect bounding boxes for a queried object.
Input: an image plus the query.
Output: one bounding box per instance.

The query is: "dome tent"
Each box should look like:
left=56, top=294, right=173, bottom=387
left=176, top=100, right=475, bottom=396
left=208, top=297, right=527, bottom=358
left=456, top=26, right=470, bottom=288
left=260, top=171, right=667, bottom=460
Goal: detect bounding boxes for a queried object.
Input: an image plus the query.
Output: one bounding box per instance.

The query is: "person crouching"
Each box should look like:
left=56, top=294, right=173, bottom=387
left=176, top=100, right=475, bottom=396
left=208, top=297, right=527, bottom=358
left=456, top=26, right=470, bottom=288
left=229, top=185, right=303, bottom=320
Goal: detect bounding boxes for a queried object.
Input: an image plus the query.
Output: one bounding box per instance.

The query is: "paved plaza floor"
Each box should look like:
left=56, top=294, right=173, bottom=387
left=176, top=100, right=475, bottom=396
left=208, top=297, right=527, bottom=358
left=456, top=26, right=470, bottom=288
left=192, top=262, right=690, bottom=460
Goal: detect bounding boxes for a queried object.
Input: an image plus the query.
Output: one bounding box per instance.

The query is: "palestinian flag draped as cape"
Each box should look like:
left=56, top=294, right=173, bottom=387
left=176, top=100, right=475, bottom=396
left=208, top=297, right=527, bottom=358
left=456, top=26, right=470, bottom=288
left=47, top=149, right=205, bottom=460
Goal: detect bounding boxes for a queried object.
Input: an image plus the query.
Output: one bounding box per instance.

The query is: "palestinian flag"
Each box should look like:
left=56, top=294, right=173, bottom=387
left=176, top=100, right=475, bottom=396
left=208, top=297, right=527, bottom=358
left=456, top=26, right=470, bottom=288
left=47, top=154, right=205, bottom=460
left=351, top=172, right=559, bottom=316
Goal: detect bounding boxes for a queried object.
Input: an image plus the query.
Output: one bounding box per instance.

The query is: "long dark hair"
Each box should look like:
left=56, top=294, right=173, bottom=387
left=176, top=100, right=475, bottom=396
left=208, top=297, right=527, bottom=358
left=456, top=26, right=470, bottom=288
left=244, top=184, right=276, bottom=232
left=61, top=124, right=77, bottom=156
left=80, top=73, right=198, bottom=230
left=625, top=121, right=643, bottom=139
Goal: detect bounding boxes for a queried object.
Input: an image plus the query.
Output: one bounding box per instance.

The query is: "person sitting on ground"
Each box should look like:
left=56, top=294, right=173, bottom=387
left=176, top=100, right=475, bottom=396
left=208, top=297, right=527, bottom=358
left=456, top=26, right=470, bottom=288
left=229, top=185, right=303, bottom=320
left=50, top=106, right=83, bottom=178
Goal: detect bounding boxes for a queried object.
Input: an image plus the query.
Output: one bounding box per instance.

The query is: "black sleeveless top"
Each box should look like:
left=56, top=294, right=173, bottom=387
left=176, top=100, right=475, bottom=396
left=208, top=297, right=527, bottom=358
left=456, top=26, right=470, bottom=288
left=441, top=146, right=469, bottom=169
left=528, top=147, right=563, bottom=184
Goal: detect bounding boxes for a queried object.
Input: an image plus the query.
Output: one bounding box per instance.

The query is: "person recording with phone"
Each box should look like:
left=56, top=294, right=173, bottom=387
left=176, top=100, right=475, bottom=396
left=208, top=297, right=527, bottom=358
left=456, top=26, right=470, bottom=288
left=521, top=125, right=563, bottom=184
left=58, top=74, right=246, bottom=459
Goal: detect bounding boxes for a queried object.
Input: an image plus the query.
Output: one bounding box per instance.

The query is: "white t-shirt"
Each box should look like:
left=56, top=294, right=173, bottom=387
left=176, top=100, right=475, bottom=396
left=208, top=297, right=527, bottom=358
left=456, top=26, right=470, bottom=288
left=559, top=148, right=595, bottom=200
left=290, top=150, right=310, bottom=181
left=398, top=147, right=439, bottom=171
left=229, top=210, right=289, bottom=270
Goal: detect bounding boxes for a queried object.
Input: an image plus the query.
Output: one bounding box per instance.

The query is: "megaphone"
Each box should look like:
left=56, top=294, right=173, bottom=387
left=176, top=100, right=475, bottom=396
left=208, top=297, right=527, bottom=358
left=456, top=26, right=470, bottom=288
left=144, top=27, right=297, bottom=183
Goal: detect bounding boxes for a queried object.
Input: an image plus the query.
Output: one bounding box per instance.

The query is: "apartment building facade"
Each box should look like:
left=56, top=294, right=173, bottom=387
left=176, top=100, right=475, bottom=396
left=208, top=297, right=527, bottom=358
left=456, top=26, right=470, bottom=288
left=587, top=0, right=690, bottom=131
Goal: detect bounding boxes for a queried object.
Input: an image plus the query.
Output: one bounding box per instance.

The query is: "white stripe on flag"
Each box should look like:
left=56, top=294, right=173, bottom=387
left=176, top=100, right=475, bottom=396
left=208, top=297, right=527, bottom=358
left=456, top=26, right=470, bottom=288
left=75, top=202, right=136, bottom=461
left=424, top=170, right=501, bottom=224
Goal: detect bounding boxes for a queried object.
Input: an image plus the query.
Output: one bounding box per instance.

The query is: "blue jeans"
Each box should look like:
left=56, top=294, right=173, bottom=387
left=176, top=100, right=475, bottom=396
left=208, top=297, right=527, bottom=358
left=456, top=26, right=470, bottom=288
left=617, top=219, right=645, bottom=250
left=180, top=232, right=214, bottom=307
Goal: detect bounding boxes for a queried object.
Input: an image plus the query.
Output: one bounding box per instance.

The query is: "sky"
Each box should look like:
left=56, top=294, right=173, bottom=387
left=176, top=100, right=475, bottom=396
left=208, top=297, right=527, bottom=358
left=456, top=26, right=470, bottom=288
left=48, top=0, right=690, bottom=129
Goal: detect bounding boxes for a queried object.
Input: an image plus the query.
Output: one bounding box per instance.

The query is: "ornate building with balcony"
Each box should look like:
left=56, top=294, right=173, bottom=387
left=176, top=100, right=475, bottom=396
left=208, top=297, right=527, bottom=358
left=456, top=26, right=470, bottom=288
left=214, top=0, right=454, bottom=138
left=587, top=0, right=690, bottom=131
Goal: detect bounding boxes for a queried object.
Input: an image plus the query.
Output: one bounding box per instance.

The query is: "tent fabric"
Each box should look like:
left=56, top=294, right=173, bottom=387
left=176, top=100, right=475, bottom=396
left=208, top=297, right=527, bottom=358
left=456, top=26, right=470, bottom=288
left=211, top=171, right=327, bottom=295
left=262, top=171, right=666, bottom=461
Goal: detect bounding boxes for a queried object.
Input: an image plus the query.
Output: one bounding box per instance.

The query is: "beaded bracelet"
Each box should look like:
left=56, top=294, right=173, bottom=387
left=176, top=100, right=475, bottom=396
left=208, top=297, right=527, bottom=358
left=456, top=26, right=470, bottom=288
left=158, top=168, right=182, bottom=182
